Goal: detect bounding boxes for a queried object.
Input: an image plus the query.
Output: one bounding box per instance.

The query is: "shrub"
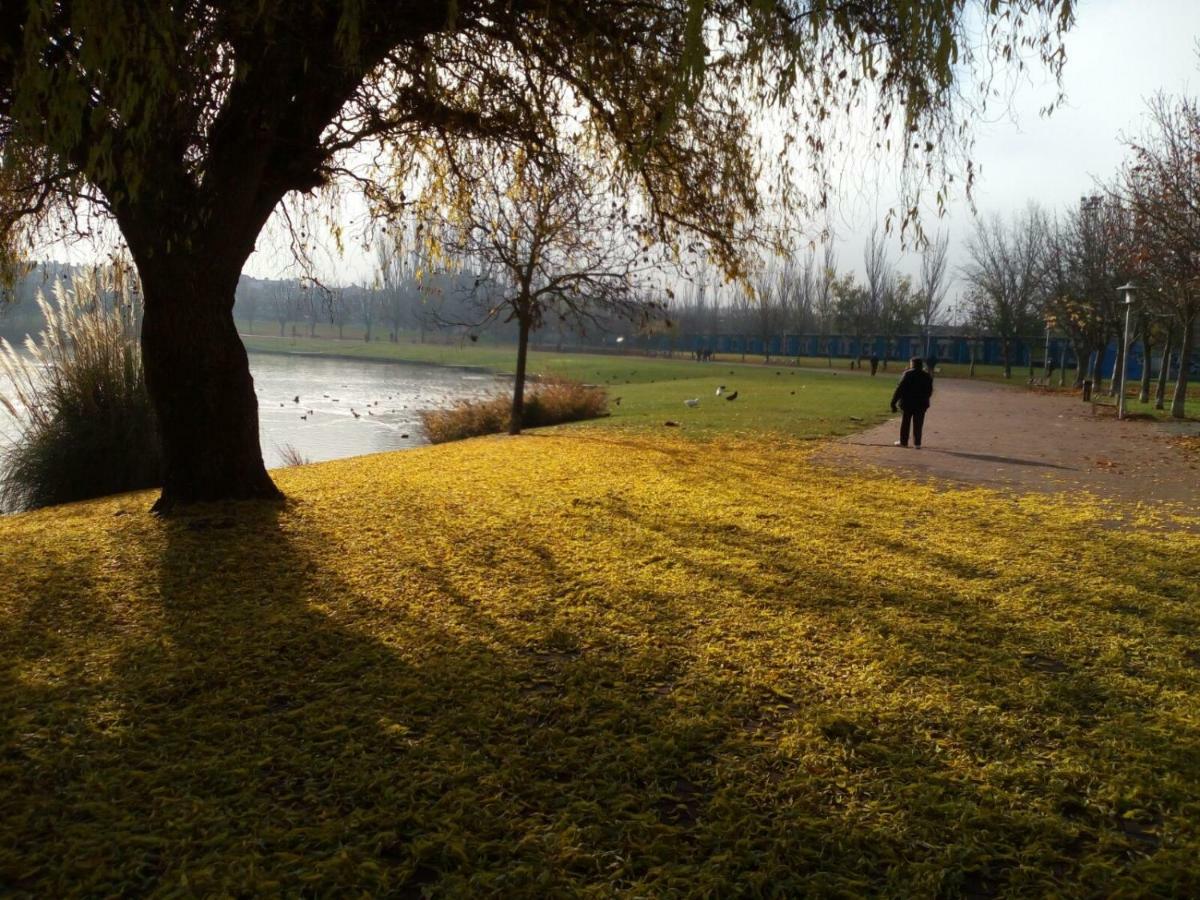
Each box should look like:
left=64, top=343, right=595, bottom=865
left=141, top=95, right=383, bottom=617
left=420, top=377, right=608, bottom=444
left=276, top=443, right=312, bottom=467
left=0, top=266, right=160, bottom=511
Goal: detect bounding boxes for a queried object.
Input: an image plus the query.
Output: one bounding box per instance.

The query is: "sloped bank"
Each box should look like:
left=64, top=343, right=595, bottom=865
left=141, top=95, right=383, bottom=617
left=2, top=432, right=1198, bottom=895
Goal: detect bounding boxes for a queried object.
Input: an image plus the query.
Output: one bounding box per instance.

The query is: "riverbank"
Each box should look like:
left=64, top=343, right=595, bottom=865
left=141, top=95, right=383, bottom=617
left=243, top=334, right=897, bottom=440
left=3, top=432, right=1198, bottom=894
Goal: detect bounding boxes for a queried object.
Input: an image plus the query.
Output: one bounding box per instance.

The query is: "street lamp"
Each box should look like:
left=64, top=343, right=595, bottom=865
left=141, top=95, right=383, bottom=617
left=1115, top=283, right=1138, bottom=420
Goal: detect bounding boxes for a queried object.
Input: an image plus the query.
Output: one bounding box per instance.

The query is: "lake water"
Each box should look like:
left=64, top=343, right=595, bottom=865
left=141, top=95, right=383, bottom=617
left=0, top=351, right=508, bottom=469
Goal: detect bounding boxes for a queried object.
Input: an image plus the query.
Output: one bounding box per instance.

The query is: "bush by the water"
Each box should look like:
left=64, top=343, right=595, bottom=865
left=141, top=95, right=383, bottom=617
left=0, top=266, right=160, bottom=511
left=420, top=377, right=608, bottom=443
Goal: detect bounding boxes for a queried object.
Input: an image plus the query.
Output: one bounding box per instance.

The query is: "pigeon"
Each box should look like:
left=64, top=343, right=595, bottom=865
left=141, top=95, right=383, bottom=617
left=300, top=415, right=307, bottom=420
left=715, top=385, right=725, bottom=396
left=293, top=395, right=300, bottom=403
left=351, top=409, right=360, bottom=419
left=684, top=398, right=700, bottom=408
left=401, top=433, right=409, bottom=439
left=664, top=420, right=681, bottom=427
left=725, top=391, right=738, bottom=401
left=614, top=397, right=622, bottom=406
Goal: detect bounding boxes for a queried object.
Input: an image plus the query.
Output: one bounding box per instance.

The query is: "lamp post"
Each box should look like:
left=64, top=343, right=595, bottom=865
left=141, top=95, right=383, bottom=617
left=1043, top=316, right=1054, bottom=381
left=1116, top=283, right=1137, bottom=420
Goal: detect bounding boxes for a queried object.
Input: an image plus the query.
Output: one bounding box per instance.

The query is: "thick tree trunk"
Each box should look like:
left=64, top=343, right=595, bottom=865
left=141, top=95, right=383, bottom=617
left=1138, top=335, right=1152, bottom=403
left=510, top=315, right=532, bottom=435
left=1171, top=316, right=1193, bottom=419
left=1155, top=333, right=1172, bottom=410
left=139, top=262, right=280, bottom=513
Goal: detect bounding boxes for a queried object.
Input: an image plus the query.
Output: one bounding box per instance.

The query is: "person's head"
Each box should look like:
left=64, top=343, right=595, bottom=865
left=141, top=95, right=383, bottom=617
left=910, top=357, right=924, bottom=371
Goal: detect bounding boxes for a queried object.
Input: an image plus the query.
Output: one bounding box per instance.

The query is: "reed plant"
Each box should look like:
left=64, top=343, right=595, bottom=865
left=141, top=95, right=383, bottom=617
left=421, top=377, right=608, bottom=444
left=0, top=266, right=160, bottom=510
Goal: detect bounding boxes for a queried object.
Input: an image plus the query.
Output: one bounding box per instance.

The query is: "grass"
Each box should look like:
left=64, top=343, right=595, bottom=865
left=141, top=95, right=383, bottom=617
left=421, top=378, right=609, bottom=443
left=2, top=433, right=1199, bottom=895
left=242, top=333, right=898, bottom=439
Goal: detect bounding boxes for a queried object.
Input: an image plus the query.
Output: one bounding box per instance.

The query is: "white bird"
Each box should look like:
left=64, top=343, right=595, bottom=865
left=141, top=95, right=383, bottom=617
left=715, top=385, right=725, bottom=396
left=684, top=398, right=700, bottom=408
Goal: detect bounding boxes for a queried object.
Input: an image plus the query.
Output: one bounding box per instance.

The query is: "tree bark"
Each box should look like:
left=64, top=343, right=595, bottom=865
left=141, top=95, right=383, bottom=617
left=1138, top=334, right=1152, bottom=403
left=1110, top=337, right=1125, bottom=397
left=510, top=313, right=532, bottom=435
left=138, top=261, right=280, bottom=513
left=1002, top=338, right=1011, bottom=379
left=1155, top=333, right=1172, bottom=410
left=1170, top=315, right=1193, bottom=419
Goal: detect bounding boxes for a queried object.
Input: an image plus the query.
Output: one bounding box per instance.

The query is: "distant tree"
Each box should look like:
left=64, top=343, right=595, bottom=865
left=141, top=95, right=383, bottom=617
left=917, top=233, right=950, bottom=357
left=962, top=208, right=1048, bottom=378
left=834, top=274, right=872, bottom=364
left=0, top=1, right=1075, bottom=509
left=267, top=282, right=301, bottom=338
left=814, top=243, right=839, bottom=365
left=1121, top=92, right=1200, bottom=418
left=425, top=144, right=661, bottom=434
left=862, top=227, right=892, bottom=357
left=357, top=288, right=378, bottom=342
left=879, top=274, right=922, bottom=367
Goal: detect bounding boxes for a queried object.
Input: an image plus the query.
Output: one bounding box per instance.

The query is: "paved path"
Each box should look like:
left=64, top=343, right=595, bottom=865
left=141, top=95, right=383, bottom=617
left=817, top=378, right=1200, bottom=513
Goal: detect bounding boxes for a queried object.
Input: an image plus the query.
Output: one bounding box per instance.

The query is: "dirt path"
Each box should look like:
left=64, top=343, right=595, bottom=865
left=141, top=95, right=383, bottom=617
left=817, top=378, right=1200, bottom=513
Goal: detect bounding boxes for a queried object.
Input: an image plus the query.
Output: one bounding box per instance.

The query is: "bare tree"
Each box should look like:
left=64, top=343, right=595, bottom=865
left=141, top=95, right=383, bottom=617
left=814, top=243, right=839, bottom=365
left=962, top=208, right=1048, bottom=378
left=1122, top=92, right=1200, bottom=418
left=862, top=227, right=892, bottom=361
left=426, top=144, right=662, bottom=433
left=917, top=233, right=951, bottom=357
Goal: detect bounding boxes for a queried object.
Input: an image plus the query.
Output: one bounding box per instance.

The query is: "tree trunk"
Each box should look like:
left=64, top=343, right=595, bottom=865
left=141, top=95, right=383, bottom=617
left=1138, top=334, right=1152, bottom=403
left=1170, top=315, right=1193, bottom=419
left=279, top=319, right=286, bottom=337
left=1110, top=337, right=1125, bottom=397
left=1002, top=339, right=1011, bottom=379
left=510, top=314, right=532, bottom=435
left=1155, top=333, right=1172, bottom=410
left=139, top=262, right=280, bottom=513
left=969, top=341, right=977, bottom=377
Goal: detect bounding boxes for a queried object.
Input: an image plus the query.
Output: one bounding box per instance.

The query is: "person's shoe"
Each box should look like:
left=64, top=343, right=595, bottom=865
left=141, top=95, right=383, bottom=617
left=914, top=444, right=921, bottom=449
left=893, top=440, right=907, bottom=447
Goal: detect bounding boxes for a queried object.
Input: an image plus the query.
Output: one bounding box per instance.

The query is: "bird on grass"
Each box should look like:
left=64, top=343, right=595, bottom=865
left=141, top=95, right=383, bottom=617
left=715, top=385, right=725, bottom=396
left=614, top=397, right=622, bottom=406
left=725, top=391, right=739, bottom=401
left=684, top=398, right=700, bottom=408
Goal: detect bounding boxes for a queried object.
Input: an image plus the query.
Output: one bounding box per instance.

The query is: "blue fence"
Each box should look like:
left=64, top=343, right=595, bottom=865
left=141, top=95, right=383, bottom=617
left=610, top=333, right=1191, bottom=381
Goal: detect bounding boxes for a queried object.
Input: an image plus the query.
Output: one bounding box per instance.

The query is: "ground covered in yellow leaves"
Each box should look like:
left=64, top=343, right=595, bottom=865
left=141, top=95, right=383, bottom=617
left=2, top=433, right=1199, bottom=895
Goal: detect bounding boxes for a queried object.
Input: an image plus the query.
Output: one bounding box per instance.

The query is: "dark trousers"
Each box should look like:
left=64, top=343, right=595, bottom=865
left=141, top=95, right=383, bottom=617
left=900, top=408, right=926, bottom=446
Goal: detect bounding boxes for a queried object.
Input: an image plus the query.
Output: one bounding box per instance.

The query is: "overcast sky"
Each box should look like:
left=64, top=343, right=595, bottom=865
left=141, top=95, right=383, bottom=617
left=834, top=0, right=1200, bottom=319
left=36, top=1, right=1200, bottom=317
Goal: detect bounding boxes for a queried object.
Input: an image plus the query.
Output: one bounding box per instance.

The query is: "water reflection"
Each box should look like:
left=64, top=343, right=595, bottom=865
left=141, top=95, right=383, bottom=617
left=0, top=351, right=507, bottom=470
left=251, top=352, right=506, bottom=468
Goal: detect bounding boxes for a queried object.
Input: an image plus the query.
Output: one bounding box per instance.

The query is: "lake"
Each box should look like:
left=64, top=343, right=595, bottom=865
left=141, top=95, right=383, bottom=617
left=0, top=351, right=507, bottom=469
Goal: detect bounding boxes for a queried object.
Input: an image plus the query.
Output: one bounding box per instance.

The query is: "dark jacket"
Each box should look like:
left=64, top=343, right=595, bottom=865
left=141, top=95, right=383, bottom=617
left=891, top=368, right=934, bottom=411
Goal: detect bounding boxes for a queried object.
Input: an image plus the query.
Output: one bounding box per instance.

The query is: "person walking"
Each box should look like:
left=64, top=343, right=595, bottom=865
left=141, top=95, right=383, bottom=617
left=890, top=357, right=934, bottom=448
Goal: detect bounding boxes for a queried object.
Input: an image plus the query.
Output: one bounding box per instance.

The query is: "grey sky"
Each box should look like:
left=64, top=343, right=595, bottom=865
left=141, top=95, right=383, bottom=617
left=837, top=0, right=1199, bottom=319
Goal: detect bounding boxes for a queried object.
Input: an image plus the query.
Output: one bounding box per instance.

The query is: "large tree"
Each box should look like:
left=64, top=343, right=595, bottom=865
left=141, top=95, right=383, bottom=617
left=1122, top=93, right=1200, bottom=419
left=962, top=207, right=1048, bottom=379
left=0, top=1, right=1073, bottom=510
